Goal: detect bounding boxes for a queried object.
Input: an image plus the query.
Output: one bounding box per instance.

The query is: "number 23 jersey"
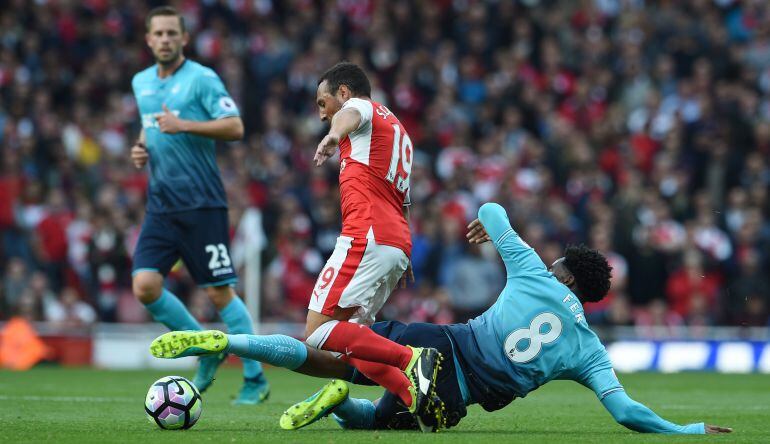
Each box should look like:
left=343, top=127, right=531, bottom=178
left=445, top=203, right=623, bottom=403
left=336, top=98, right=412, bottom=256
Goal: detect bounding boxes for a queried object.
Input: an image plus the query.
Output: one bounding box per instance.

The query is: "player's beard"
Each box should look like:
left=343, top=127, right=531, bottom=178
left=155, top=47, right=182, bottom=67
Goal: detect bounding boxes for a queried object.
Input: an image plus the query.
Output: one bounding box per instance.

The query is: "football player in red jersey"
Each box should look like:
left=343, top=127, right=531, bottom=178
left=305, top=62, right=440, bottom=428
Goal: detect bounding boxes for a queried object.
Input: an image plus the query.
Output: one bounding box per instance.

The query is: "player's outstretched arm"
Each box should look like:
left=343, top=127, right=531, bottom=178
left=600, top=390, right=731, bottom=434
left=471, top=202, right=547, bottom=276
left=315, top=107, right=361, bottom=166
left=476, top=202, right=514, bottom=242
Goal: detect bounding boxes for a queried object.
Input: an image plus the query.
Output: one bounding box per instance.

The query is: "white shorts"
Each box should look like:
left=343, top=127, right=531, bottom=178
left=307, top=235, right=409, bottom=325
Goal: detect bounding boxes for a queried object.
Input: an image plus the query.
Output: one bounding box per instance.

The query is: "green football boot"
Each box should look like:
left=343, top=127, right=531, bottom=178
left=279, top=379, right=349, bottom=430
left=149, top=330, right=229, bottom=393
left=150, top=330, right=229, bottom=358
left=402, top=346, right=441, bottom=414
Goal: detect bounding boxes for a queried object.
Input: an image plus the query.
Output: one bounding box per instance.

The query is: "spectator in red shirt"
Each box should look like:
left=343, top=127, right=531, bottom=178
left=33, top=190, right=72, bottom=292
left=665, top=250, right=720, bottom=319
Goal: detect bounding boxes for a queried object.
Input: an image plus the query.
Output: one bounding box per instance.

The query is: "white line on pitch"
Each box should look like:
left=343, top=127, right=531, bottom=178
left=0, top=395, right=134, bottom=402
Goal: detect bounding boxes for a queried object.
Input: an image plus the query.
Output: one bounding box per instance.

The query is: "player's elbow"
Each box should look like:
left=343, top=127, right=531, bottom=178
left=612, top=404, right=646, bottom=432
left=612, top=408, right=632, bottom=427
left=229, top=119, right=244, bottom=140
left=222, top=117, right=244, bottom=141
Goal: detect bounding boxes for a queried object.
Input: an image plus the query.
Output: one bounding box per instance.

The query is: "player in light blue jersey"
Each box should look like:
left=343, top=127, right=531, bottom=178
left=150, top=203, right=732, bottom=434
left=130, top=6, right=268, bottom=405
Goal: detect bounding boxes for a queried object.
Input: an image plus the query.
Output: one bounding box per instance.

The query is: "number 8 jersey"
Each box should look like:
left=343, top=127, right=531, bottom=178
left=336, top=98, right=412, bottom=256
left=444, top=203, right=622, bottom=405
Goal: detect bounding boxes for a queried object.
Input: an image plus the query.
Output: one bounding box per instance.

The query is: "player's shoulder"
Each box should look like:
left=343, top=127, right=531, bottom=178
left=185, top=60, right=221, bottom=80
left=132, top=65, right=157, bottom=86
left=342, top=97, right=374, bottom=112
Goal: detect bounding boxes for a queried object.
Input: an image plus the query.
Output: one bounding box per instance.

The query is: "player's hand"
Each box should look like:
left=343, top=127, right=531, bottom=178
left=156, top=104, right=186, bottom=134
left=131, top=143, right=149, bottom=169
left=466, top=218, right=491, bottom=244
left=705, top=424, right=732, bottom=434
left=314, top=133, right=339, bottom=166
left=400, top=262, right=415, bottom=289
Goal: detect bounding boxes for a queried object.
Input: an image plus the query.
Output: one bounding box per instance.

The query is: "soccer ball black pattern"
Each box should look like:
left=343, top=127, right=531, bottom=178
left=144, top=376, right=203, bottom=430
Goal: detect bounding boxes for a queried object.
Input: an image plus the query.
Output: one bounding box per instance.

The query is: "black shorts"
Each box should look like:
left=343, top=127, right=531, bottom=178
left=132, top=208, right=237, bottom=286
left=347, top=321, right=468, bottom=430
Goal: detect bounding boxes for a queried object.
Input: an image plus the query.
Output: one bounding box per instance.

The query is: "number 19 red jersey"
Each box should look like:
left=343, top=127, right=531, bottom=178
left=336, top=98, right=412, bottom=256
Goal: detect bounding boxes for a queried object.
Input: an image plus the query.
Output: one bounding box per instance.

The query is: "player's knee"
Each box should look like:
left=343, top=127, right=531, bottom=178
left=132, top=273, right=163, bottom=304
left=204, top=286, right=233, bottom=310
left=305, top=320, right=339, bottom=349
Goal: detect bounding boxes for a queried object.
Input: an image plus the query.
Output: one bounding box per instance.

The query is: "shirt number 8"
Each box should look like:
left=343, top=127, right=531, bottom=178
left=504, top=312, right=563, bottom=363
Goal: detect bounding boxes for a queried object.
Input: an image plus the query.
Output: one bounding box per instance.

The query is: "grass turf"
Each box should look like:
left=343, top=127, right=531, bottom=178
left=0, top=367, right=767, bottom=443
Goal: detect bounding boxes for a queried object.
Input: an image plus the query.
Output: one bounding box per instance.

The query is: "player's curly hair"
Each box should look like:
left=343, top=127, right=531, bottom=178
left=563, top=244, right=613, bottom=303
left=318, top=62, right=372, bottom=97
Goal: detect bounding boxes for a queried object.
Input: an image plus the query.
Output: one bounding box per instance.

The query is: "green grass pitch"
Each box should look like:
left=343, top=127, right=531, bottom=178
left=0, top=367, right=767, bottom=443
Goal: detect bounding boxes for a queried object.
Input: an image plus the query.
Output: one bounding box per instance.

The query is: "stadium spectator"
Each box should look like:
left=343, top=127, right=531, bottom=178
left=43, top=286, right=97, bottom=328
left=0, top=0, right=769, bottom=331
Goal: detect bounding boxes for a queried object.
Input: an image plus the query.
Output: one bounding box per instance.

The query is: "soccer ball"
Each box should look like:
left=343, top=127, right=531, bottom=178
left=144, top=376, right=202, bottom=430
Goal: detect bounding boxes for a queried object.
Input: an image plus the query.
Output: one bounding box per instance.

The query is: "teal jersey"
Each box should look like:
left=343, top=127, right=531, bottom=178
left=445, top=203, right=705, bottom=434
left=446, top=203, right=622, bottom=401
left=132, top=60, right=239, bottom=213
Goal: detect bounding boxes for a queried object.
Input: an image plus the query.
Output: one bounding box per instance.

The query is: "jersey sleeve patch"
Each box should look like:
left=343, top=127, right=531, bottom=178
left=197, top=68, right=240, bottom=120
left=217, top=97, right=238, bottom=116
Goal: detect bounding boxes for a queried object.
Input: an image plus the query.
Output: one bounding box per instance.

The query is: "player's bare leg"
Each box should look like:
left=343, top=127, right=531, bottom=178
left=132, top=270, right=226, bottom=393
left=305, top=308, right=443, bottom=426
left=150, top=325, right=444, bottom=431
left=205, top=285, right=269, bottom=405
left=304, top=306, right=358, bottom=339
left=205, top=285, right=234, bottom=310
left=132, top=271, right=164, bottom=305
left=152, top=329, right=352, bottom=379
left=133, top=269, right=204, bottom=340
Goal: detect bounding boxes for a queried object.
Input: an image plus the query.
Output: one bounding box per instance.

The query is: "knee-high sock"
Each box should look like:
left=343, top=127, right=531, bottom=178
left=332, top=397, right=376, bottom=429
left=342, top=355, right=413, bottom=408
left=226, top=334, right=308, bottom=370
left=219, top=297, right=264, bottom=380
left=319, top=321, right=413, bottom=370
left=144, top=289, right=202, bottom=331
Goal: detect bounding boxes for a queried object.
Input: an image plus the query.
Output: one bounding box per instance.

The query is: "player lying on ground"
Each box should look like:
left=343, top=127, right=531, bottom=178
left=151, top=203, right=732, bottom=434
left=130, top=6, right=267, bottom=404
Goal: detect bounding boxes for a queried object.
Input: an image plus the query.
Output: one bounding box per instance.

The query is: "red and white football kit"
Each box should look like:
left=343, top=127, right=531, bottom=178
left=308, top=97, right=413, bottom=325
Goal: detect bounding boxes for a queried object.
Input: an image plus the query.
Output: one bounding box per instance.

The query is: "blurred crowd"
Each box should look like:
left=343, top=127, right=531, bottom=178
left=1, top=0, right=769, bottom=332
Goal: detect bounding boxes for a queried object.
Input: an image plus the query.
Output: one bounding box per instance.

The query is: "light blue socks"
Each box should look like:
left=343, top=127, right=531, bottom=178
left=219, top=297, right=265, bottom=380
left=226, top=334, right=308, bottom=370
left=332, top=397, right=376, bottom=429
left=144, top=289, right=202, bottom=331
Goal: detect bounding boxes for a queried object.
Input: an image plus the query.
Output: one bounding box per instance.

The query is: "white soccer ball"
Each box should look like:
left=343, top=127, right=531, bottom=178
left=144, top=376, right=203, bottom=430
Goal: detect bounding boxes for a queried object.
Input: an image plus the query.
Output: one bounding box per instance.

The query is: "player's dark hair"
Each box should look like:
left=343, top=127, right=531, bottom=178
left=318, top=62, right=372, bottom=97
left=563, top=244, right=612, bottom=303
left=146, top=6, right=186, bottom=33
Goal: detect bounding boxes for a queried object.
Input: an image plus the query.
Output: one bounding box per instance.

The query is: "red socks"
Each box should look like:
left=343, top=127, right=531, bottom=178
left=342, top=355, right=413, bottom=407
left=322, top=321, right=413, bottom=370
left=323, top=321, right=415, bottom=407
